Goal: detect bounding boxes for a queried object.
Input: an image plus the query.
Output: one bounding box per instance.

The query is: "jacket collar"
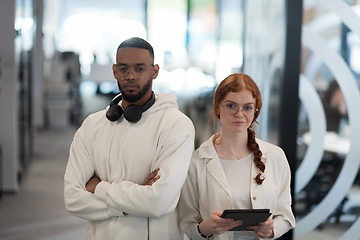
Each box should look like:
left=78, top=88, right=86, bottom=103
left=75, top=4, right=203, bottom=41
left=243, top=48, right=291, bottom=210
left=198, top=135, right=270, bottom=196
left=198, top=135, right=270, bottom=163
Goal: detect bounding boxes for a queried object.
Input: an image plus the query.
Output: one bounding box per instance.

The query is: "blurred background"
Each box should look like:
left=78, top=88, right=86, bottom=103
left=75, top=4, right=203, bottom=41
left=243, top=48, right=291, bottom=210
left=1, top=0, right=360, bottom=239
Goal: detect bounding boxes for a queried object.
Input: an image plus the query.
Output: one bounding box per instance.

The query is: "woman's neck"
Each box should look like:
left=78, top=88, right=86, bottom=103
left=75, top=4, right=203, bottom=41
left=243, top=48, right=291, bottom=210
left=214, top=131, right=250, bottom=159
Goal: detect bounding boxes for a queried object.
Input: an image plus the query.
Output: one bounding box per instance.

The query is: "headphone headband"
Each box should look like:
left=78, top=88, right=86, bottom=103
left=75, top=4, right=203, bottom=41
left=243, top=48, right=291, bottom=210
left=106, top=92, right=155, bottom=123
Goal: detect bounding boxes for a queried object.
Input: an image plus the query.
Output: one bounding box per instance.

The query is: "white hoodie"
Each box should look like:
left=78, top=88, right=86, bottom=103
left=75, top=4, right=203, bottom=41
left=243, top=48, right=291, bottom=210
left=64, top=92, right=195, bottom=240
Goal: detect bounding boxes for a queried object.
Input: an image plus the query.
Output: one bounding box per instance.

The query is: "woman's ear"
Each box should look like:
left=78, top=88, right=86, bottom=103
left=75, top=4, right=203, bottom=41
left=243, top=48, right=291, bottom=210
left=213, top=100, right=220, bottom=118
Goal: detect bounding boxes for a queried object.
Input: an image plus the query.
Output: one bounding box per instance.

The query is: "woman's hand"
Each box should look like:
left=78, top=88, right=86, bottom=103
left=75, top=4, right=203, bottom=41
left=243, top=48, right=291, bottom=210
left=199, top=211, right=242, bottom=236
left=142, top=168, right=160, bottom=186
left=247, top=217, right=274, bottom=239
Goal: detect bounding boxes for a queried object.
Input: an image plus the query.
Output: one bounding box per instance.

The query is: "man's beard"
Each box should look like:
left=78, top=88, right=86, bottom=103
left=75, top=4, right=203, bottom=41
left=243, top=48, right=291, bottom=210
left=118, top=76, right=152, bottom=103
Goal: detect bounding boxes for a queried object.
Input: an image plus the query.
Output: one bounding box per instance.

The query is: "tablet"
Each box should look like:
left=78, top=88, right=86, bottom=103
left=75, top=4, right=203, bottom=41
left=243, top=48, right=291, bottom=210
left=221, top=209, right=271, bottom=231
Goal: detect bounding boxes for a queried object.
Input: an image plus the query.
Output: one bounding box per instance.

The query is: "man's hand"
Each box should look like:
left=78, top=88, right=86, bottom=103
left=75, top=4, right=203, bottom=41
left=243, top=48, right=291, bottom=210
left=142, top=168, right=160, bottom=186
left=86, top=176, right=101, bottom=193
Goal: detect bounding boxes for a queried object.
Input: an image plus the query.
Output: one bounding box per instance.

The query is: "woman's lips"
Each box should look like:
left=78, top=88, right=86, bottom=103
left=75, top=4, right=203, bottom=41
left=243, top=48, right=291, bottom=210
left=233, top=120, right=246, bottom=125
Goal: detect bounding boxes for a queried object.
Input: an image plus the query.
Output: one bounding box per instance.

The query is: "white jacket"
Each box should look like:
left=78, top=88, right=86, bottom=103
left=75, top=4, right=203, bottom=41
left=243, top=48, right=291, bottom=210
left=179, top=135, right=295, bottom=240
left=64, top=92, right=195, bottom=240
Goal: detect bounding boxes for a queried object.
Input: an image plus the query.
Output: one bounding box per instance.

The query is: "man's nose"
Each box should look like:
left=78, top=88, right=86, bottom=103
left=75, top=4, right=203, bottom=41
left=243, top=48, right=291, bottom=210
left=126, top=69, right=136, bottom=79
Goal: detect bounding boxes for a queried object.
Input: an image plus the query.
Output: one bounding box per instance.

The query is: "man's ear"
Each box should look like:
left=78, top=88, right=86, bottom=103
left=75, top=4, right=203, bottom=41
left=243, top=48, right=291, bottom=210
left=151, top=64, right=160, bottom=79
left=112, top=64, right=118, bottom=79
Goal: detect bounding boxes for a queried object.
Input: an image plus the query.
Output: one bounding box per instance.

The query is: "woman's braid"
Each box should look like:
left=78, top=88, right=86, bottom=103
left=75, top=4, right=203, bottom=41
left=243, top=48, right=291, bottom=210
left=247, top=128, right=265, bottom=185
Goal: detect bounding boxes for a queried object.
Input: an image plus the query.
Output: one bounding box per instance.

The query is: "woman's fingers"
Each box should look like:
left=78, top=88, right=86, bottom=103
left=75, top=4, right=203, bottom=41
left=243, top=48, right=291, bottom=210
left=210, top=211, right=243, bottom=235
left=248, top=217, right=274, bottom=238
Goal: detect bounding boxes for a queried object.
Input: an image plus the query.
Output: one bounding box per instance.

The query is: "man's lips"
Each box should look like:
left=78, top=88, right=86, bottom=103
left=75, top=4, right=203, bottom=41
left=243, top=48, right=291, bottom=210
left=124, top=83, right=139, bottom=90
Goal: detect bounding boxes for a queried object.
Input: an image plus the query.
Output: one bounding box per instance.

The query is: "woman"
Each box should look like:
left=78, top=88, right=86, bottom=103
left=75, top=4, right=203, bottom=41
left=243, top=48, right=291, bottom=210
left=179, top=73, right=295, bottom=239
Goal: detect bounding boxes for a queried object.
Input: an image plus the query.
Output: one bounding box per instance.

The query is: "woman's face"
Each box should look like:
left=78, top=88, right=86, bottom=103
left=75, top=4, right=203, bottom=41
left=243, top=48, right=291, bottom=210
left=219, top=89, right=256, bottom=134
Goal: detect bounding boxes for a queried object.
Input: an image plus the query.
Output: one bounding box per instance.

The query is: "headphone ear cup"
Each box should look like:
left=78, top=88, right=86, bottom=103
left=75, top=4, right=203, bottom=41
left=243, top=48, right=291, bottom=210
left=106, top=92, right=155, bottom=123
left=124, top=105, right=143, bottom=123
left=106, top=104, right=124, bottom=122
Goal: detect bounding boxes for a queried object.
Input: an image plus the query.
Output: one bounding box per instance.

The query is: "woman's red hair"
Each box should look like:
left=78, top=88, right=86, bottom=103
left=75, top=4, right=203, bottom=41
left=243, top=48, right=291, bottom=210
left=211, top=73, right=265, bottom=184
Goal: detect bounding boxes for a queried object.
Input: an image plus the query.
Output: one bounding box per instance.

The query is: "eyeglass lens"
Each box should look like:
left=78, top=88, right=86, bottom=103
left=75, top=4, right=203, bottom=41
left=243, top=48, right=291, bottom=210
left=115, top=65, right=152, bottom=79
left=222, top=104, right=256, bottom=117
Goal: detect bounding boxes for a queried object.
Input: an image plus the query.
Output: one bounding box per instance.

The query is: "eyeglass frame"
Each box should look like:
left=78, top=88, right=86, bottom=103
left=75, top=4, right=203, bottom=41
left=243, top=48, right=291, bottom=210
left=221, top=103, right=258, bottom=117
left=114, top=64, right=154, bottom=80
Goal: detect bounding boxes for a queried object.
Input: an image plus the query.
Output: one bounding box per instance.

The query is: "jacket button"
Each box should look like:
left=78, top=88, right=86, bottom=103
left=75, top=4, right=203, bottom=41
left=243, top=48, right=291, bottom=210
left=253, top=197, right=256, bottom=200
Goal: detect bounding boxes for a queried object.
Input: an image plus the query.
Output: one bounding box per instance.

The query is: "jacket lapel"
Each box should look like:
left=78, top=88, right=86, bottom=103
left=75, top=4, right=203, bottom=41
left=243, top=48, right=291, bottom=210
left=199, top=136, right=232, bottom=198
left=206, top=157, right=232, bottom=198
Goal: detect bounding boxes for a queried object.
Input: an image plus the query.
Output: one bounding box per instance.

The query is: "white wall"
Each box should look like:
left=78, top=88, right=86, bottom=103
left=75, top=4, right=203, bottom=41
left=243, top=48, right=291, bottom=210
left=33, top=0, right=44, bottom=129
left=0, top=0, right=19, bottom=192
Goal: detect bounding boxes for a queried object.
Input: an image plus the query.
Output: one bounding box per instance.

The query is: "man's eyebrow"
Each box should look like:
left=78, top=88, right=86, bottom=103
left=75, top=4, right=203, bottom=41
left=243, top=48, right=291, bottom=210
left=116, top=62, right=147, bottom=66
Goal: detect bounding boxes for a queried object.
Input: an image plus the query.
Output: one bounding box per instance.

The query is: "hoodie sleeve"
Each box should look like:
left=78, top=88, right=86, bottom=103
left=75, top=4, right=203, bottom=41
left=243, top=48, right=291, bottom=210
left=93, top=112, right=195, bottom=218
left=64, top=116, right=125, bottom=221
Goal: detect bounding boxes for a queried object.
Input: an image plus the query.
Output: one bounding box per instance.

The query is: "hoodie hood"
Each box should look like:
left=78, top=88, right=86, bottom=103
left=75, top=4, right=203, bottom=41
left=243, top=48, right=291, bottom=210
left=150, top=92, right=179, bottom=112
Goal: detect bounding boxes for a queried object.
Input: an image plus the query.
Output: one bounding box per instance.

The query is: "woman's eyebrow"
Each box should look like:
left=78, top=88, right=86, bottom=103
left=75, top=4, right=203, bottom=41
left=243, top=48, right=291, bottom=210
left=224, top=100, right=255, bottom=105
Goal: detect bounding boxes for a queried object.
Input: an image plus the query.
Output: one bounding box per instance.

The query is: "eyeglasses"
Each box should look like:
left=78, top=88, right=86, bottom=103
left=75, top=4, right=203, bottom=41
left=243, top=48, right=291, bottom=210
left=221, top=103, right=258, bottom=117
left=115, top=65, right=153, bottom=80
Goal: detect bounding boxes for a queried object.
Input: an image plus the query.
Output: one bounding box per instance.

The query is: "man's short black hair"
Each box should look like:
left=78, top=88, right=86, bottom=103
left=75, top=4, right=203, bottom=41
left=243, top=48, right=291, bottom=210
left=117, top=37, right=154, bottom=61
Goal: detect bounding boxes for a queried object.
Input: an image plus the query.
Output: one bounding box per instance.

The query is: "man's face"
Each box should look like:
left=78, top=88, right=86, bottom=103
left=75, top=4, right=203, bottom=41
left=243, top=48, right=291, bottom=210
left=113, top=47, right=159, bottom=104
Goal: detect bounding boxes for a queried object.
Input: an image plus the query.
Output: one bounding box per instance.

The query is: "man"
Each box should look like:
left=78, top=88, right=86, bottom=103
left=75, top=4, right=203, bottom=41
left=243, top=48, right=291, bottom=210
left=64, top=37, right=195, bottom=240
